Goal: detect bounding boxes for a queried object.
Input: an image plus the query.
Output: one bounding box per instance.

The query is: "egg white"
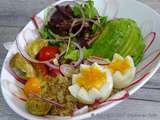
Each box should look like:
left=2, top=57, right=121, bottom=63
left=68, top=63, right=113, bottom=104
left=111, top=54, right=136, bottom=89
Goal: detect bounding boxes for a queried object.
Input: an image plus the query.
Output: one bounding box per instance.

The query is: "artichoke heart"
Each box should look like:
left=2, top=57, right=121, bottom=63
left=26, top=97, right=52, bottom=116
left=10, top=53, right=36, bottom=79
left=26, top=39, right=48, bottom=58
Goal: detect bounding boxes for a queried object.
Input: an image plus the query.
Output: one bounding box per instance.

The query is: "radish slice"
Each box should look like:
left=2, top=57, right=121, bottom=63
left=73, top=106, right=89, bottom=116
left=92, top=90, right=129, bottom=109
left=125, top=72, right=149, bottom=90
left=2, top=80, right=27, bottom=102
left=11, top=92, right=26, bottom=102
left=144, top=32, right=156, bottom=53
left=29, top=93, right=64, bottom=108
left=60, top=64, right=74, bottom=77
left=136, top=49, right=160, bottom=74
left=140, top=20, right=154, bottom=37
left=10, top=83, right=26, bottom=102
left=5, top=57, right=26, bottom=85
left=31, top=15, right=44, bottom=29
left=6, top=66, right=26, bottom=85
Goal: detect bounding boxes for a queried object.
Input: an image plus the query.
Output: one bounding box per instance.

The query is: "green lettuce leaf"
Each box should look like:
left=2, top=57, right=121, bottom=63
left=72, top=0, right=97, bottom=19
left=92, top=16, right=108, bottom=33
left=64, top=47, right=93, bottom=61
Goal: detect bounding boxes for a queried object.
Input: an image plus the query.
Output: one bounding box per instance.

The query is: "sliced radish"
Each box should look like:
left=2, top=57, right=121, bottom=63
left=5, top=58, right=26, bottom=85
left=11, top=92, right=27, bottom=102
left=140, top=20, right=154, bottom=37
left=144, top=32, right=156, bottom=53
left=3, top=80, right=27, bottom=102
left=125, top=72, right=149, bottom=90
left=136, top=49, right=160, bottom=74
left=92, top=90, right=129, bottom=109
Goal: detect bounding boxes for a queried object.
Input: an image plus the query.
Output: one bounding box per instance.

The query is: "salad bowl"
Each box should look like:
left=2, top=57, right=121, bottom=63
left=1, top=0, right=160, bottom=120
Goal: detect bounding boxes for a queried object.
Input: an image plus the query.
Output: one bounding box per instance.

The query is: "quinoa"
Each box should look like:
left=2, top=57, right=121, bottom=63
left=43, top=75, right=77, bottom=116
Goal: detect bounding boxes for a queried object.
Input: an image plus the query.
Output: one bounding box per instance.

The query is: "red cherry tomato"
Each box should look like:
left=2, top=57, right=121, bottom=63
left=50, top=69, right=60, bottom=77
left=37, top=46, right=59, bottom=61
left=33, top=63, right=49, bottom=75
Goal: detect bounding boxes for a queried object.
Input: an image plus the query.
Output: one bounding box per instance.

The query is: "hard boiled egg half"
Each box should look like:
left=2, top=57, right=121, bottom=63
left=109, top=54, right=136, bottom=89
left=69, top=63, right=113, bottom=104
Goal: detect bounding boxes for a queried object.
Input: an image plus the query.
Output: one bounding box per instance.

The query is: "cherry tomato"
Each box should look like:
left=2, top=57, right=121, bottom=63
left=37, top=46, right=59, bottom=61
left=33, top=63, right=49, bottom=75
left=49, top=69, right=60, bottom=77
left=24, top=78, right=41, bottom=95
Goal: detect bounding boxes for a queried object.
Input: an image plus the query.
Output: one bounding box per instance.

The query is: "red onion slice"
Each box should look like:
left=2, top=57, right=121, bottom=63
left=29, top=93, right=64, bottom=108
left=87, top=56, right=110, bottom=65
left=44, top=61, right=59, bottom=70
left=144, top=32, right=156, bottom=53
left=56, top=49, right=67, bottom=60
left=71, top=42, right=84, bottom=67
left=60, top=64, right=74, bottom=77
left=92, top=90, right=129, bottom=109
left=86, top=19, right=102, bottom=30
left=16, top=33, right=59, bottom=70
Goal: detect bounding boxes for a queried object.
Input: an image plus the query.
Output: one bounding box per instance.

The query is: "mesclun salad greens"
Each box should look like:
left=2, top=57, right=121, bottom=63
left=9, top=0, right=145, bottom=116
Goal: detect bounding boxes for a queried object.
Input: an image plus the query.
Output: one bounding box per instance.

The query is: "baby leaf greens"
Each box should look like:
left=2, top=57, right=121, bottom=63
left=73, top=0, right=97, bottom=19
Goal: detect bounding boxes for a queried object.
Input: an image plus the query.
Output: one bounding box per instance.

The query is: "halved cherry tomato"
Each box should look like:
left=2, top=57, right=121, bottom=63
left=37, top=46, right=59, bottom=61
left=33, top=63, right=49, bottom=75
left=24, top=78, right=41, bottom=95
left=49, top=69, right=60, bottom=77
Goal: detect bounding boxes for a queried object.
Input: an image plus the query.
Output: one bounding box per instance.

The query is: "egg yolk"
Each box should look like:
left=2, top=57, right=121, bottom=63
left=109, top=57, right=131, bottom=74
left=76, top=65, right=107, bottom=90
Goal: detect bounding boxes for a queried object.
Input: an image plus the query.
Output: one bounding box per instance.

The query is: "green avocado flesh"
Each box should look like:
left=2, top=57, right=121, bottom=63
left=91, top=18, right=145, bottom=65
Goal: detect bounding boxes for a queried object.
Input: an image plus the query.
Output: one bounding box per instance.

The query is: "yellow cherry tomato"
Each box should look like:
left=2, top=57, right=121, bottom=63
left=24, top=78, right=41, bottom=95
